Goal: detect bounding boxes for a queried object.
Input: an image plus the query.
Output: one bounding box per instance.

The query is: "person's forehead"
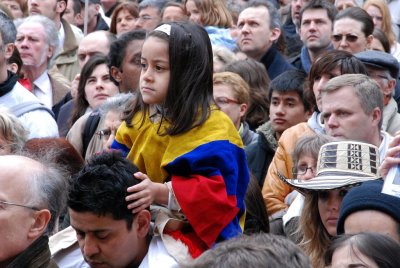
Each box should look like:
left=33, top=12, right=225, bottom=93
left=239, top=6, right=269, bottom=21
left=271, top=90, right=302, bottom=100
left=302, top=8, right=330, bottom=21
left=334, top=18, right=363, bottom=33
left=17, top=23, right=46, bottom=37
left=140, top=6, right=159, bottom=16
left=69, top=209, right=127, bottom=231
left=79, top=36, right=108, bottom=53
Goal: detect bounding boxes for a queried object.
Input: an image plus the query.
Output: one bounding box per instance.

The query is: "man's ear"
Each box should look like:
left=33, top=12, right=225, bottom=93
left=305, top=108, right=313, bottom=120
left=110, top=66, right=122, bottom=83
left=384, top=79, right=396, bottom=97
left=371, top=106, right=381, bottom=127
left=134, top=210, right=151, bottom=238
left=4, top=43, right=14, bottom=60
left=27, top=209, right=51, bottom=240
left=270, top=27, right=281, bottom=43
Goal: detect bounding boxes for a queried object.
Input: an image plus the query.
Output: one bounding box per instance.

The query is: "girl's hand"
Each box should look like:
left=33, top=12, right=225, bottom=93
left=380, top=134, right=400, bottom=179
left=126, top=172, right=168, bottom=213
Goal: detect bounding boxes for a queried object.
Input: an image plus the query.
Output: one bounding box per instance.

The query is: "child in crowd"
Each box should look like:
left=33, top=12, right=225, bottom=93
left=279, top=140, right=381, bottom=268
left=112, top=22, right=249, bottom=263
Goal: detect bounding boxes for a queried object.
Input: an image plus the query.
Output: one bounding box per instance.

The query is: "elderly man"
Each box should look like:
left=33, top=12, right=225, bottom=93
left=0, top=154, right=66, bottom=267
left=66, top=152, right=177, bottom=267
left=290, top=0, right=337, bottom=73
left=134, top=0, right=167, bottom=31
left=28, top=0, right=83, bottom=81
left=15, top=15, right=71, bottom=118
left=355, top=50, right=400, bottom=135
left=0, top=12, right=58, bottom=138
left=237, top=0, right=294, bottom=80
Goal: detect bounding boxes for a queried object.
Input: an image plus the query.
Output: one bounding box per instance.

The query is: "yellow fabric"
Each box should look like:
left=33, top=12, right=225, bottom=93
left=115, top=109, right=243, bottom=183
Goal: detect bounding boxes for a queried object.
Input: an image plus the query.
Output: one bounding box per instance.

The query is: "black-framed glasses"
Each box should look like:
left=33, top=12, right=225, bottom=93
left=0, top=200, right=40, bottom=211
left=332, top=34, right=359, bottom=43
left=292, top=166, right=315, bottom=177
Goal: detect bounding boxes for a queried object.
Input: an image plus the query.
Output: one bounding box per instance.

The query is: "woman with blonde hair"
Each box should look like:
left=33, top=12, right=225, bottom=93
left=363, top=0, right=400, bottom=61
left=184, top=0, right=236, bottom=50
left=0, top=109, right=28, bottom=154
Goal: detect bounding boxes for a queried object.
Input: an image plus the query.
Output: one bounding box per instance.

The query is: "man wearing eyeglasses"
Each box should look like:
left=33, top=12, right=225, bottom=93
left=290, top=0, right=337, bottom=73
left=134, top=0, right=167, bottom=31
left=0, top=154, right=66, bottom=267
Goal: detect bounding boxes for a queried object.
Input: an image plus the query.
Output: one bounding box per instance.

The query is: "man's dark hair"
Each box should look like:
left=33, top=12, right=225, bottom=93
left=68, top=151, right=140, bottom=230
left=300, top=0, right=337, bottom=25
left=108, top=29, right=146, bottom=83
left=268, top=69, right=313, bottom=113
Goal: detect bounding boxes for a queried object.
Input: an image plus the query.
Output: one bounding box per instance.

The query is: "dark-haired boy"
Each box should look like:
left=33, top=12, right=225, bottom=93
left=246, top=69, right=313, bottom=187
left=67, top=152, right=177, bottom=267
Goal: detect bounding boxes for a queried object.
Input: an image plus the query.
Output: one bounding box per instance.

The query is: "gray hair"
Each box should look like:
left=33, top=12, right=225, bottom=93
left=247, top=0, right=281, bottom=29
left=322, top=74, right=384, bottom=129
left=21, top=152, right=68, bottom=235
left=0, top=11, right=16, bottom=44
left=15, top=15, right=60, bottom=68
left=99, top=93, right=134, bottom=116
left=0, top=108, right=28, bottom=153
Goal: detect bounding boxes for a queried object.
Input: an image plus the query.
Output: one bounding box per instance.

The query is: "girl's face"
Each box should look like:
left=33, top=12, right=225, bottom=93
left=318, top=189, right=348, bottom=236
left=331, top=244, right=378, bottom=268
left=140, top=36, right=170, bottom=105
left=366, top=5, right=383, bottom=30
left=85, top=64, right=119, bottom=109
left=185, top=0, right=202, bottom=25
left=295, top=153, right=317, bottom=181
left=116, top=9, right=137, bottom=35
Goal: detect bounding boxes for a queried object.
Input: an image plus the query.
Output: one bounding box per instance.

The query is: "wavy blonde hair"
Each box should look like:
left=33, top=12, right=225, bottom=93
left=184, top=0, right=233, bottom=28
left=363, top=0, right=396, bottom=45
left=0, top=108, right=28, bottom=153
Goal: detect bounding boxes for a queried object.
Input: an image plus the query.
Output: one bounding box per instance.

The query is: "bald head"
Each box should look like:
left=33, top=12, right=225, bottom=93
left=77, top=31, right=116, bottom=68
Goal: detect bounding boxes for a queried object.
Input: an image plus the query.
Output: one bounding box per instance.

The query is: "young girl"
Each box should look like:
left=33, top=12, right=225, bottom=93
left=112, top=22, right=249, bottom=262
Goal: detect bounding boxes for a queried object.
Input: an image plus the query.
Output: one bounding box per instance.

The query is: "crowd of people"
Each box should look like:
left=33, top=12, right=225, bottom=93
left=1, top=0, right=400, bottom=267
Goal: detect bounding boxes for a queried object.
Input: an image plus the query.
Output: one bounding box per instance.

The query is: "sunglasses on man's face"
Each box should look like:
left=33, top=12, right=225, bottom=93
left=332, top=34, right=359, bottom=43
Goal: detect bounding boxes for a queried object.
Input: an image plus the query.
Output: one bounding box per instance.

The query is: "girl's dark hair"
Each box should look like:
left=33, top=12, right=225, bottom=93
left=69, top=53, right=115, bottom=128
left=325, top=232, right=400, bottom=268
left=335, top=7, right=374, bottom=37
left=244, top=174, right=270, bottom=234
left=125, top=22, right=214, bottom=136
left=372, top=28, right=391, bottom=53
left=224, top=58, right=270, bottom=130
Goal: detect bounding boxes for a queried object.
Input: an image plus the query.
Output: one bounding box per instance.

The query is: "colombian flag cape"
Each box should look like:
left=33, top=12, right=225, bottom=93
left=112, top=109, right=249, bottom=257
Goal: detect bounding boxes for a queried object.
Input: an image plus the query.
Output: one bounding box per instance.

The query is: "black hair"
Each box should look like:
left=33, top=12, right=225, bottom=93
left=300, top=0, right=337, bottom=25
left=335, top=7, right=374, bottom=37
left=108, top=29, right=146, bottom=84
left=68, top=151, right=141, bottom=230
left=325, top=232, right=400, bottom=268
left=127, top=22, right=214, bottom=136
left=269, top=69, right=313, bottom=113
